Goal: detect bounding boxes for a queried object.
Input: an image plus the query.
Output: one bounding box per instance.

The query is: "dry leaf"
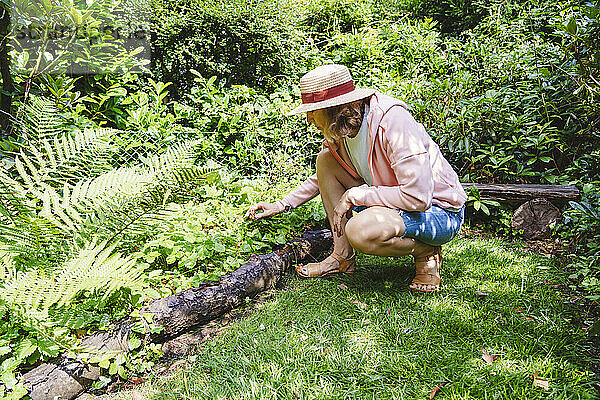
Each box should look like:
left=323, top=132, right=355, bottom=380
left=168, top=360, right=186, bottom=371
left=482, top=347, right=499, bottom=365
left=338, top=284, right=348, bottom=290
left=349, top=298, right=367, bottom=309
left=475, top=290, right=490, bottom=297
left=429, top=381, right=449, bottom=399
left=533, top=371, right=550, bottom=390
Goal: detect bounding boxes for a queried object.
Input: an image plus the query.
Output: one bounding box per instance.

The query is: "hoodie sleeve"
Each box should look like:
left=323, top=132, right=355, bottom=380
left=277, top=173, right=320, bottom=210
left=345, top=106, right=434, bottom=212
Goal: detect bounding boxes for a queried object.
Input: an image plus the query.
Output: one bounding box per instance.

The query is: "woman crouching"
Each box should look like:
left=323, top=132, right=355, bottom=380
left=247, top=64, right=467, bottom=292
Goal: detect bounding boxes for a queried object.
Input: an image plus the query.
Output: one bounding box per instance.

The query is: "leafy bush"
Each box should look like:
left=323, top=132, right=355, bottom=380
left=132, top=168, right=325, bottom=296
left=301, top=0, right=373, bottom=42
left=176, top=73, right=322, bottom=176
left=150, top=0, right=304, bottom=97
left=405, top=0, right=488, bottom=34
left=557, top=182, right=600, bottom=300
left=324, top=0, right=600, bottom=186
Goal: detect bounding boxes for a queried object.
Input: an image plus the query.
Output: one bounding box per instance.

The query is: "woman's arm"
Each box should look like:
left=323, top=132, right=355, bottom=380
left=246, top=173, right=320, bottom=219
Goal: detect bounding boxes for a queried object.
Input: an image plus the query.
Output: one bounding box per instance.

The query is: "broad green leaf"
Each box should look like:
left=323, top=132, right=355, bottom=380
left=214, top=241, right=226, bottom=253
left=0, top=357, right=20, bottom=374
left=0, top=371, right=17, bottom=390
left=480, top=203, right=490, bottom=215
left=566, top=17, right=578, bottom=35
left=128, top=336, right=141, bottom=350
left=108, top=361, right=118, bottom=375
left=36, top=338, right=61, bottom=357
left=15, top=339, right=36, bottom=360
left=69, top=7, right=83, bottom=25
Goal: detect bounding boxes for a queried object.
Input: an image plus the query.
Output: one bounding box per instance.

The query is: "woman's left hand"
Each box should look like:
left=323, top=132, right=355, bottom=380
left=332, top=191, right=354, bottom=237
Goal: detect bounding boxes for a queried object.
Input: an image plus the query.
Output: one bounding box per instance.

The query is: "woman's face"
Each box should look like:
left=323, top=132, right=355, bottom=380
left=306, top=109, right=330, bottom=134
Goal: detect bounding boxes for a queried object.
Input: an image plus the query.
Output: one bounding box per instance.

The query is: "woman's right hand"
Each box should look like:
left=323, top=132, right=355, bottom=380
left=246, top=201, right=285, bottom=220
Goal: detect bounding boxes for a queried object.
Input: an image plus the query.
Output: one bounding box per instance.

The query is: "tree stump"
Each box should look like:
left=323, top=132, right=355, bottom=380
left=511, top=198, right=561, bottom=239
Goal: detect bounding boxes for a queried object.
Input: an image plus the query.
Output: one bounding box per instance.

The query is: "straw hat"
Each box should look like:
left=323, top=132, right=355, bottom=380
left=286, top=64, right=375, bottom=116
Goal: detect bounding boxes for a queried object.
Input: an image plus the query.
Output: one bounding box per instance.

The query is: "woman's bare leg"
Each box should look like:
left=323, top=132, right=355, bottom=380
left=345, top=206, right=441, bottom=291
left=344, top=206, right=415, bottom=256
left=300, top=149, right=362, bottom=273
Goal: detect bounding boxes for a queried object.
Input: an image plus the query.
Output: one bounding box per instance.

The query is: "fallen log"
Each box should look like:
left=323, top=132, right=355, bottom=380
left=22, top=229, right=333, bottom=400
left=461, top=183, right=580, bottom=205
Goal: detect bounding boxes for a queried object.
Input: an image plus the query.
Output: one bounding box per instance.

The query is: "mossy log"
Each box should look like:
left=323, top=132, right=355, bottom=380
left=22, top=229, right=333, bottom=400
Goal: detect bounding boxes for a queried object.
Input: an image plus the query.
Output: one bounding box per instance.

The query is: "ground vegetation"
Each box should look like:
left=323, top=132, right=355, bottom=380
left=0, top=0, right=598, bottom=397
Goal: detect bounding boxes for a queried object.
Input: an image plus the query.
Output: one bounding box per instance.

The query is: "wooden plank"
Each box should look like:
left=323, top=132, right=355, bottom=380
left=461, top=183, right=580, bottom=204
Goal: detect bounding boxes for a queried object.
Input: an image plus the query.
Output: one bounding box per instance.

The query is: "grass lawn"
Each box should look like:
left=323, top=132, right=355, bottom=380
left=141, top=235, right=597, bottom=399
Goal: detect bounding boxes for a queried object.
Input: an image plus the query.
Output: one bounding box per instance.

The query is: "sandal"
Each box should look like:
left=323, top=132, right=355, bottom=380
left=296, top=252, right=356, bottom=278
left=409, top=246, right=442, bottom=293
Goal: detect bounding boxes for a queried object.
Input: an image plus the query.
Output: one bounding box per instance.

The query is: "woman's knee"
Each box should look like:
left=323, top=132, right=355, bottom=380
left=345, top=207, right=405, bottom=253
left=345, top=212, right=384, bottom=253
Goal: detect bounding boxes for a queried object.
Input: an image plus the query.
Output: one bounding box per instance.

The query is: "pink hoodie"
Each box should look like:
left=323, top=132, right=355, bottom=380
left=278, top=92, right=468, bottom=212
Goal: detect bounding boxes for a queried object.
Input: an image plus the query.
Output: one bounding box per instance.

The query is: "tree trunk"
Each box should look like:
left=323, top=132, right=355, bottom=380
left=0, top=4, right=14, bottom=136
left=22, top=229, right=333, bottom=400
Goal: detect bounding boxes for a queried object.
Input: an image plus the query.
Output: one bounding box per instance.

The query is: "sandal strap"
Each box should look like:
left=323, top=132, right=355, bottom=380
left=411, top=247, right=442, bottom=289
left=296, top=252, right=356, bottom=278
left=331, top=252, right=355, bottom=263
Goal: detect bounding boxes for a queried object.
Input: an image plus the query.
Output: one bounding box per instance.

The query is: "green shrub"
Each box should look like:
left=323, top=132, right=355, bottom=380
left=557, top=182, right=600, bottom=301
left=176, top=73, right=322, bottom=177
left=324, top=0, right=600, bottom=186
left=405, top=0, right=488, bottom=34
left=301, top=0, right=373, bottom=41
left=150, top=0, right=304, bottom=97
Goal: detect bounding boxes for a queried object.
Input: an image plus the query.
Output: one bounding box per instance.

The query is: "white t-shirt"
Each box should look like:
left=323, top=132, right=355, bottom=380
left=344, top=105, right=372, bottom=186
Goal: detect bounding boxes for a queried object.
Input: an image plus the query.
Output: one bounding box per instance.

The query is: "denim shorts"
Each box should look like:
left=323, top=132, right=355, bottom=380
left=354, top=205, right=465, bottom=246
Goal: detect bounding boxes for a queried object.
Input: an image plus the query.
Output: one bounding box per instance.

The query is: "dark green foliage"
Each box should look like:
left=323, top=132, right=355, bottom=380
left=301, top=0, right=373, bottom=41
left=177, top=73, right=322, bottom=176
left=406, top=0, right=488, bottom=34
left=326, top=1, right=600, bottom=185
left=150, top=0, right=303, bottom=97
left=557, top=183, right=600, bottom=300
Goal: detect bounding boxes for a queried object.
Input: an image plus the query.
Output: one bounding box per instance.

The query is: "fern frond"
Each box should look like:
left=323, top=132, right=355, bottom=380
left=18, top=97, right=65, bottom=143
left=1, top=136, right=210, bottom=251
left=0, top=241, right=145, bottom=322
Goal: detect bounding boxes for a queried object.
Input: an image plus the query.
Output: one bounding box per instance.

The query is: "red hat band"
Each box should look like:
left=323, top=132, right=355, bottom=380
left=301, top=81, right=355, bottom=104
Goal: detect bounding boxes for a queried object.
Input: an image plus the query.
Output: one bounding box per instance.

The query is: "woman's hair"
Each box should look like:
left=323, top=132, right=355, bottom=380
left=324, top=99, right=367, bottom=142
